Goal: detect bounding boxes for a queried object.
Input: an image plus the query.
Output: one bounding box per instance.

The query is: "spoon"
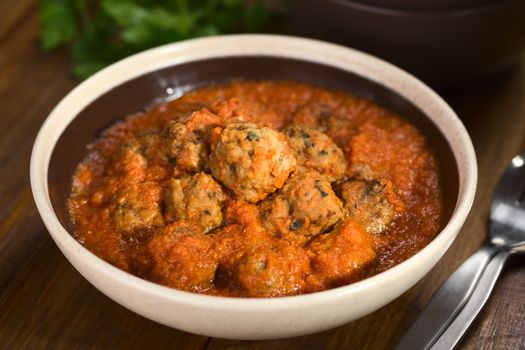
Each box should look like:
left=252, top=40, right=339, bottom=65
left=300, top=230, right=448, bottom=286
left=430, top=247, right=520, bottom=349
left=395, top=152, right=525, bottom=350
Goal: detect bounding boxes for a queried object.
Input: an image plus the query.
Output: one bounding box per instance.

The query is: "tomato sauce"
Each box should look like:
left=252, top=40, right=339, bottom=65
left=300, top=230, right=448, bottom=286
left=68, top=81, right=443, bottom=297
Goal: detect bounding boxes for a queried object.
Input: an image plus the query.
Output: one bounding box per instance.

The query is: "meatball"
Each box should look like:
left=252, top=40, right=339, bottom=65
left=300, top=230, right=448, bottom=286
left=162, top=99, right=259, bottom=175
left=111, top=182, right=164, bottom=234
left=163, top=121, right=207, bottom=173
left=292, top=103, right=333, bottom=130
left=291, top=104, right=358, bottom=151
left=211, top=226, right=310, bottom=297
left=338, top=178, right=405, bottom=234
left=283, top=125, right=346, bottom=182
left=109, top=138, right=148, bottom=179
left=109, top=131, right=168, bottom=180
left=107, top=138, right=164, bottom=234
left=147, top=222, right=217, bottom=292
left=307, top=220, right=376, bottom=288
left=131, top=131, right=167, bottom=168
left=211, top=201, right=310, bottom=297
left=162, top=109, right=219, bottom=174
left=210, top=201, right=268, bottom=272
left=261, top=171, right=344, bottom=241
left=164, top=172, right=227, bottom=233
left=209, top=122, right=296, bottom=203
left=324, top=114, right=358, bottom=151
left=233, top=241, right=310, bottom=297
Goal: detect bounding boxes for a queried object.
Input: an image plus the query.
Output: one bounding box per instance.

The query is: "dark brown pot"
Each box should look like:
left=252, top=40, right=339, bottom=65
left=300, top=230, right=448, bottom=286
left=290, top=0, right=525, bottom=87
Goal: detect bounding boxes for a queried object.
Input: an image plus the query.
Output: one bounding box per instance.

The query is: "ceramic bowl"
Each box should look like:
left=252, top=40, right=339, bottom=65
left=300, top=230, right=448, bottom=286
left=30, top=34, right=477, bottom=340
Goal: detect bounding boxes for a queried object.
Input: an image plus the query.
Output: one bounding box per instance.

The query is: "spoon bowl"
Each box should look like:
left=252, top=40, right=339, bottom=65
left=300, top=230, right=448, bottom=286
left=490, top=153, right=525, bottom=247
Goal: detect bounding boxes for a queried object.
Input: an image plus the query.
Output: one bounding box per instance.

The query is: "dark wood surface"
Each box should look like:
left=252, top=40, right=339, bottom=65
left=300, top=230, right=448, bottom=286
left=1, top=3, right=523, bottom=349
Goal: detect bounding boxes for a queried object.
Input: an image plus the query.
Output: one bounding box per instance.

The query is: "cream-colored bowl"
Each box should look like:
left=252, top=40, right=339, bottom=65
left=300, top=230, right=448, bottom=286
left=30, top=35, right=477, bottom=340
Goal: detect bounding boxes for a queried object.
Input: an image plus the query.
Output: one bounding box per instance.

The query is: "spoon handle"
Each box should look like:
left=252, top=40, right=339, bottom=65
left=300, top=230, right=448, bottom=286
left=395, top=245, right=499, bottom=350
left=430, top=249, right=511, bottom=350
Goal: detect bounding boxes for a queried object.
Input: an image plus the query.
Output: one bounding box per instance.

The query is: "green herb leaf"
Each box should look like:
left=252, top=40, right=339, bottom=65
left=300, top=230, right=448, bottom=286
left=101, top=0, right=148, bottom=27
left=72, top=60, right=108, bottom=78
left=39, top=0, right=78, bottom=51
left=38, top=0, right=271, bottom=79
left=242, top=2, right=269, bottom=32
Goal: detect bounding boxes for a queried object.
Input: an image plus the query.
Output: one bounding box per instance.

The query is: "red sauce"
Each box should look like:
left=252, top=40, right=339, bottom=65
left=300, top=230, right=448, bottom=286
left=68, top=81, right=443, bottom=297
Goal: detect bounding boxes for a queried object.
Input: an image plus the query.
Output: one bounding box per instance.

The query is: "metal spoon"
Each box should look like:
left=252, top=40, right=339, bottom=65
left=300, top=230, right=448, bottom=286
left=395, top=152, right=525, bottom=350
left=430, top=247, right=521, bottom=350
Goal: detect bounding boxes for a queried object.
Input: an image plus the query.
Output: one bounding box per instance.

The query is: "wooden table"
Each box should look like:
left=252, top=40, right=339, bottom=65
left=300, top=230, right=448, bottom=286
left=1, top=3, right=524, bottom=349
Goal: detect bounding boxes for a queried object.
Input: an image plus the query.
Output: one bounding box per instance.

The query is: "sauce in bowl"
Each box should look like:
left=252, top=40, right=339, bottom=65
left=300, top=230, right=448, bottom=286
left=68, top=80, right=443, bottom=297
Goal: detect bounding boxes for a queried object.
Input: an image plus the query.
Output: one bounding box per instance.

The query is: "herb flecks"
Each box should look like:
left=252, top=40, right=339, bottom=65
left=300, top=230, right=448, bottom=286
left=290, top=219, right=304, bottom=231
left=245, top=131, right=259, bottom=141
left=315, top=180, right=329, bottom=197
left=300, top=130, right=311, bottom=139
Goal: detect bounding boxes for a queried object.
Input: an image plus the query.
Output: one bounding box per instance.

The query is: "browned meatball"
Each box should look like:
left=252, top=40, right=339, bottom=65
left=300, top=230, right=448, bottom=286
left=307, top=220, right=376, bottom=287
left=291, top=104, right=331, bottom=130
left=261, top=171, right=344, bottom=241
left=291, top=103, right=358, bottom=150
left=108, top=138, right=164, bottom=234
left=209, top=122, right=296, bottom=203
left=110, top=137, right=148, bottom=178
left=147, top=222, right=217, bottom=292
left=111, top=182, right=164, bottom=234
left=162, top=108, right=220, bottom=174
left=211, top=226, right=310, bottom=297
left=131, top=131, right=167, bottom=169
left=324, top=114, right=358, bottom=151
left=163, top=121, right=207, bottom=173
left=338, top=178, right=405, bottom=234
left=283, top=125, right=347, bottom=182
left=109, top=132, right=167, bottom=180
left=162, top=99, right=261, bottom=175
left=234, top=240, right=310, bottom=297
left=164, top=172, right=227, bottom=233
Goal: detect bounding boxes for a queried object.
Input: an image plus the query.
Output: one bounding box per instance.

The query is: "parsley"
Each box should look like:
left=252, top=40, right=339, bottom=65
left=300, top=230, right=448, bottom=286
left=290, top=219, right=304, bottom=231
left=38, top=0, right=269, bottom=79
left=245, top=131, right=259, bottom=141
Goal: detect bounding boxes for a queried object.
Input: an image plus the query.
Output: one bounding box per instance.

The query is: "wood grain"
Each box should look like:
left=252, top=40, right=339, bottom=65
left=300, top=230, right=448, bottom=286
left=0, top=0, right=33, bottom=45
left=0, top=3, right=523, bottom=349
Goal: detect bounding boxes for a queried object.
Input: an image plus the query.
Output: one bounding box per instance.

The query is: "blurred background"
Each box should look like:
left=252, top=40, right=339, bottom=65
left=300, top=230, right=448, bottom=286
left=38, top=0, right=525, bottom=88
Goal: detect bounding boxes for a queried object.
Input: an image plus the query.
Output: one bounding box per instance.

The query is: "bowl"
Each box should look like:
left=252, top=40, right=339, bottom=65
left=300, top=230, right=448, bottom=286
left=290, top=0, right=525, bottom=88
left=30, top=34, right=477, bottom=340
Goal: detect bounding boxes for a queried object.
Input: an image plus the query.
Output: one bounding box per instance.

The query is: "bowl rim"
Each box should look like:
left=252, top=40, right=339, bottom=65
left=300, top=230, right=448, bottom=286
left=332, top=0, right=514, bottom=15
left=30, top=34, right=477, bottom=310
